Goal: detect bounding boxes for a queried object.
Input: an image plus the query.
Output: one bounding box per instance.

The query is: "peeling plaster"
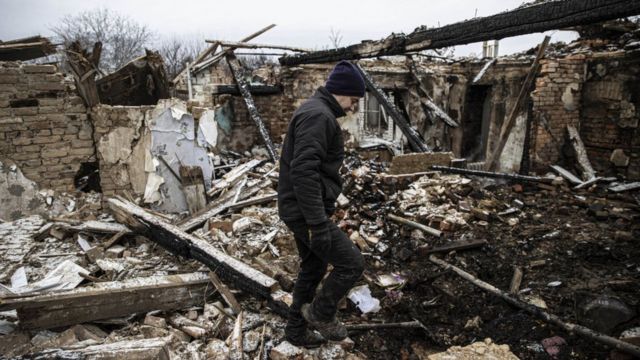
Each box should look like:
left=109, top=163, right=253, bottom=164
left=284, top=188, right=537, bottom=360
left=98, top=127, right=136, bottom=164
left=0, top=160, right=46, bottom=221
left=562, top=83, right=580, bottom=111
left=148, top=107, right=214, bottom=213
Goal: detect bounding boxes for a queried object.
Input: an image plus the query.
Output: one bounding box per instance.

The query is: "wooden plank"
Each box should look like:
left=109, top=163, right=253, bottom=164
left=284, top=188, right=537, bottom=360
left=418, top=239, right=487, bottom=255
left=388, top=214, right=442, bottom=238
left=355, top=63, right=430, bottom=153
left=209, top=271, right=242, bottom=315
left=180, top=178, right=272, bottom=232
left=192, top=24, right=276, bottom=74
left=550, top=165, right=584, bottom=185
left=567, top=125, right=597, bottom=180
left=180, top=165, right=207, bottom=215
left=609, top=182, right=640, bottom=193
left=486, top=36, right=550, bottom=171
left=226, top=53, right=278, bottom=161
left=431, top=165, right=553, bottom=183
left=279, top=0, right=640, bottom=65
left=32, top=337, right=172, bottom=359
left=208, top=159, right=262, bottom=196
left=54, top=220, right=131, bottom=235
left=509, top=267, right=524, bottom=295
left=228, top=193, right=278, bottom=211
left=205, top=40, right=310, bottom=52
left=108, top=197, right=279, bottom=298
left=0, top=273, right=212, bottom=329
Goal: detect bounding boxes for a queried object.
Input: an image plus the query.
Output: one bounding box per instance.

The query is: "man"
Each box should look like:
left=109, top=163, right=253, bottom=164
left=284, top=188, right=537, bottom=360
left=278, top=60, right=366, bottom=348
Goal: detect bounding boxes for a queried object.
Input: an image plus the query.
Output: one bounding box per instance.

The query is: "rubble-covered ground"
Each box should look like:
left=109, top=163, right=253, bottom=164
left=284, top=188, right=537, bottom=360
left=0, top=153, right=638, bottom=359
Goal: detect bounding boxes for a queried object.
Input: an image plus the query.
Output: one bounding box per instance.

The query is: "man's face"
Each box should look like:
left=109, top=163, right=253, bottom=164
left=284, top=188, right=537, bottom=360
left=347, top=96, right=360, bottom=113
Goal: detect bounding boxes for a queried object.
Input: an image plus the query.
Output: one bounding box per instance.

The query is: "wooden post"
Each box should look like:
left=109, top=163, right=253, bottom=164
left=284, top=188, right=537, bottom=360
left=485, top=36, right=550, bottom=171
left=226, top=53, right=278, bottom=161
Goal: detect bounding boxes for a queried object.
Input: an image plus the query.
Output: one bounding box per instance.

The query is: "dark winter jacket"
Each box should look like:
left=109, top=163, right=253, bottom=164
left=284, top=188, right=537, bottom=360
left=278, top=86, right=346, bottom=226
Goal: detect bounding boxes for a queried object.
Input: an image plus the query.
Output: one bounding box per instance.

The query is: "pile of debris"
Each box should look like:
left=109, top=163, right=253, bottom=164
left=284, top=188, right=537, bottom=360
left=1, top=149, right=638, bottom=359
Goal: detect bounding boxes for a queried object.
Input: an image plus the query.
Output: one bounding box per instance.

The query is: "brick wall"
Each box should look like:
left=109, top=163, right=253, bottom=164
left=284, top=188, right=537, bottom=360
left=530, top=55, right=587, bottom=172
left=0, top=62, right=95, bottom=192
left=580, top=54, right=640, bottom=179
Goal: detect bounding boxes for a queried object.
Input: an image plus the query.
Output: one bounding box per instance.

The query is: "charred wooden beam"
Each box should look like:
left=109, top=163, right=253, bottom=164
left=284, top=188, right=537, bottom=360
left=355, top=63, right=430, bottom=153
left=212, top=84, right=283, bottom=96
left=0, top=36, right=56, bottom=61
left=0, top=272, right=212, bottom=329
left=418, top=239, right=487, bottom=255
left=226, top=54, right=278, bottom=161
left=280, top=0, right=640, bottom=65
left=108, top=197, right=278, bottom=298
left=431, top=165, right=553, bottom=183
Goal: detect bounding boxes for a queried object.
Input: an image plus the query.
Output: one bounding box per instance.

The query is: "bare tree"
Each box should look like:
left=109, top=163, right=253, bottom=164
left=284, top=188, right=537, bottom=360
left=157, top=35, right=207, bottom=79
left=238, top=54, right=276, bottom=70
left=51, top=8, right=154, bottom=72
left=328, top=27, right=343, bottom=49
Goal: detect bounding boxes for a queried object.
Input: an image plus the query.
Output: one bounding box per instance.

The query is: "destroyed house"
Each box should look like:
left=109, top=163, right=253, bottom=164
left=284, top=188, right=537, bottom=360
left=1, top=0, right=640, bottom=358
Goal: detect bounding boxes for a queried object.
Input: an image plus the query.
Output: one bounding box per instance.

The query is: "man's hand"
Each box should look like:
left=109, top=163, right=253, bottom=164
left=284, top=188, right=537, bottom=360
left=309, top=223, right=331, bottom=255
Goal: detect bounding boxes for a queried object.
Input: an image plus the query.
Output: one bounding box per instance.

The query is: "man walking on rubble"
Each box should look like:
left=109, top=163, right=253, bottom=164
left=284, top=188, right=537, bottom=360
left=278, top=60, right=366, bottom=348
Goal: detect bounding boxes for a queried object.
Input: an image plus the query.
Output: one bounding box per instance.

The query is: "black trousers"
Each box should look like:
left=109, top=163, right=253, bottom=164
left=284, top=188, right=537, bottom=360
left=284, top=220, right=364, bottom=336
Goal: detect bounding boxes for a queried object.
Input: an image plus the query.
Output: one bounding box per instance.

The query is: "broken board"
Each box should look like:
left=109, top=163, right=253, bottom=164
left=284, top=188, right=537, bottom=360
left=0, top=272, right=212, bottom=330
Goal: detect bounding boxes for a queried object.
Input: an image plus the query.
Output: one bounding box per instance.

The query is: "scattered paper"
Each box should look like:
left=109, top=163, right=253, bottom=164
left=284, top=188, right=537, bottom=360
left=348, top=285, right=381, bottom=314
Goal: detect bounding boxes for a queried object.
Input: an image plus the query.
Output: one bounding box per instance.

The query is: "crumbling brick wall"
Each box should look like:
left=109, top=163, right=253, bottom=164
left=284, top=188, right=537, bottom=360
left=530, top=54, right=587, bottom=172
left=0, top=62, right=95, bottom=192
left=580, top=54, right=640, bottom=180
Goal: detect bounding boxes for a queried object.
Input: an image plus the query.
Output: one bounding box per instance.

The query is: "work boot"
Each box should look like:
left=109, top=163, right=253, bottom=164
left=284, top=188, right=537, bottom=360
left=301, top=303, right=348, bottom=341
left=285, top=329, right=326, bottom=348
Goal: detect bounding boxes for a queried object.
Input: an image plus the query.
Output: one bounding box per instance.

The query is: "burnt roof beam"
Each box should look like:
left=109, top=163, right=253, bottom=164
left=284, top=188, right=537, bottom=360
left=279, top=0, right=640, bottom=65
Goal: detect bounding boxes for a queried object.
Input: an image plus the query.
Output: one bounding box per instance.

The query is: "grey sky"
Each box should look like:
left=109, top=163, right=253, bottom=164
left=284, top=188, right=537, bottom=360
left=0, top=0, right=578, bottom=56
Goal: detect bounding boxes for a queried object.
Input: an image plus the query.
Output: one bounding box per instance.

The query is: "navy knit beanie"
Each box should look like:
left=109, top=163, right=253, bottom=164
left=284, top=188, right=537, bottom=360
left=325, top=61, right=366, bottom=97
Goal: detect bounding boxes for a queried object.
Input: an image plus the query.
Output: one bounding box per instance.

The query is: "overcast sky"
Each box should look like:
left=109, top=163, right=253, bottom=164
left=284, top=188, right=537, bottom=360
left=0, top=0, right=578, bottom=57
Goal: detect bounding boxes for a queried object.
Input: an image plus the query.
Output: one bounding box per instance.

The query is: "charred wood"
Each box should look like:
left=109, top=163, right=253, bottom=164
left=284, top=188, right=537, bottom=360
left=280, top=0, right=640, bottom=65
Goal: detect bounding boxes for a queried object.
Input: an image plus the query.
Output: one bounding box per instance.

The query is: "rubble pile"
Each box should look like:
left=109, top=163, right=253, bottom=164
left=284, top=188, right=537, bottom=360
left=0, top=147, right=639, bottom=359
